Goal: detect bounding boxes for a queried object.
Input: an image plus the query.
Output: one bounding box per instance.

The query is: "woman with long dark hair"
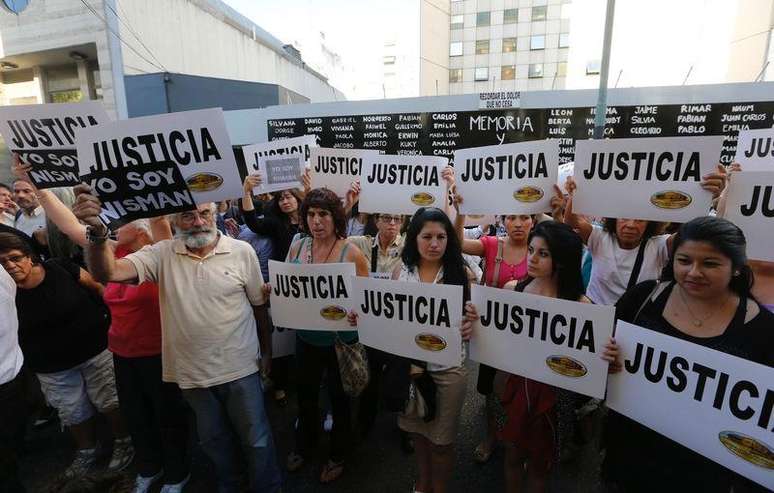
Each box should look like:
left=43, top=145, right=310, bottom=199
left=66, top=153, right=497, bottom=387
left=497, top=221, right=592, bottom=493
left=356, top=207, right=477, bottom=493
left=283, top=188, right=369, bottom=484
left=603, top=216, right=774, bottom=492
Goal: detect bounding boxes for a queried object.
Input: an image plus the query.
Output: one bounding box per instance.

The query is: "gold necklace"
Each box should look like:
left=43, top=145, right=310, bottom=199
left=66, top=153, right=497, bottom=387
left=677, top=285, right=729, bottom=327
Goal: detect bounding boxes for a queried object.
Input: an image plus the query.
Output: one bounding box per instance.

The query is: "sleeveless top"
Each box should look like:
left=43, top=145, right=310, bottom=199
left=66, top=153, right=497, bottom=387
left=290, top=237, right=358, bottom=347
left=398, top=264, right=466, bottom=372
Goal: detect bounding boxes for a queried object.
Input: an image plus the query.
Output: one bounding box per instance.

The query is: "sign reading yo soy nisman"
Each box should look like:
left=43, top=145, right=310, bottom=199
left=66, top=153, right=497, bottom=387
left=0, top=102, right=110, bottom=189
left=607, top=321, right=774, bottom=489
left=75, top=108, right=241, bottom=229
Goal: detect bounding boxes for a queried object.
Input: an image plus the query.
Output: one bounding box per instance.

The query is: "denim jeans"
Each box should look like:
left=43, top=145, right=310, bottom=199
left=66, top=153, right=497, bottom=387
left=182, top=372, right=282, bottom=493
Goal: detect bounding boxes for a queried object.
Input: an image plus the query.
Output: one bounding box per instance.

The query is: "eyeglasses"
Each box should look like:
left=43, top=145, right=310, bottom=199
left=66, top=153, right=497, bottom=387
left=378, top=215, right=402, bottom=224
left=0, top=254, right=28, bottom=266
left=179, top=210, right=214, bottom=224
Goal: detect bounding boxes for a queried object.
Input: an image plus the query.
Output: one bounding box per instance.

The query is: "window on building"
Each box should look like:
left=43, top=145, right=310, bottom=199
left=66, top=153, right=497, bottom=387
left=530, top=35, right=545, bottom=50
left=383, top=56, right=396, bottom=65
left=586, top=59, right=601, bottom=74
left=451, top=14, right=464, bottom=29
left=557, top=62, right=567, bottom=77
left=476, top=40, right=490, bottom=54
left=474, top=67, right=489, bottom=81
left=449, top=68, right=463, bottom=82
left=532, top=5, right=547, bottom=21
left=504, top=8, right=518, bottom=23
left=50, top=90, right=83, bottom=103
left=501, top=65, right=516, bottom=80
left=502, top=37, right=517, bottom=53
left=450, top=42, right=463, bottom=56
left=559, top=33, right=570, bottom=48
left=476, top=11, right=490, bottom=26
left=529, top=63, right=544, bottom=78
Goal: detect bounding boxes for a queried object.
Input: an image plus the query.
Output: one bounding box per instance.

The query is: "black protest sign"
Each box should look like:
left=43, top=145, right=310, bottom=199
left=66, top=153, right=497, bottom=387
left=87, top=161, right=195, bottom=230
left=0, top=102, right=109, bottom=189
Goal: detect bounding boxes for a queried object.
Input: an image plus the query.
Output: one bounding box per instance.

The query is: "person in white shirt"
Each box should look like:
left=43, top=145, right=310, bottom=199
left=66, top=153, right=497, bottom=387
left=0, top=265, right=26, bottom=492
left=0, top=182, right=16, bottom=227
left=560, top=171, right=727, bottom=306
left=12, top=179, right=46, bottom=237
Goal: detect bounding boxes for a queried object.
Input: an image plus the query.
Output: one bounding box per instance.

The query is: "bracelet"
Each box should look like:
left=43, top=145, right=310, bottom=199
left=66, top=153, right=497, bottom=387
left=86, top=225, right=109, bottom=244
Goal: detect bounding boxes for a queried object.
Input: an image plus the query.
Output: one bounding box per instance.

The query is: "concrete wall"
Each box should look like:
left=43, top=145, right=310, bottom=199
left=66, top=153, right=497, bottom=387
left=125, top=72, right=310, bottom=117
left=420, top=0, right=451, bottom=96
left=116, top=0, right=345, bottom=102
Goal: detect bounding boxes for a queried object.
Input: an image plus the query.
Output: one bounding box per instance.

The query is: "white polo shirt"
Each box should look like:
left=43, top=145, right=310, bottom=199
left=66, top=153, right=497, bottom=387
left=126, top=234, right=266, bottom=389
left=0, top=267, right=23, bottom=385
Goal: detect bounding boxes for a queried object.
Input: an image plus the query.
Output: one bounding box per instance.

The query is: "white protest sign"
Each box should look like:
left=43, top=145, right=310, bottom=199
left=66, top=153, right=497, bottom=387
left=454, top=140, right=559, bottom=215
left=721, top=171, right=774, bottom=262
left=268, top=260, right=355, bottom=331
left=469, top=285, right=614, bottom=398
left=0, top=101, right=110, bottom=189
left=75, top=108, right=241, bottom=228
left=359, top=154, right=449, bottom=214
left=254, top=154, right=304, bottom=194
left=735, top=128, right=774, bottom=171
left=607, top=321, right=774, bottom=489
left=242, top=134, right=317, bottom=174
left=478, top=91, right=521, bottom=110
left=572, top=136, right=724, bottom=222
left=352, top=276, right=463, bottom=366
left=310, top=147, right=379, bottom=198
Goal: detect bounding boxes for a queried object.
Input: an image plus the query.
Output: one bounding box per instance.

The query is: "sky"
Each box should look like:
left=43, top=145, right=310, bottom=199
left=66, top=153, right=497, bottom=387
left=222, top=0, right=414, bottom=99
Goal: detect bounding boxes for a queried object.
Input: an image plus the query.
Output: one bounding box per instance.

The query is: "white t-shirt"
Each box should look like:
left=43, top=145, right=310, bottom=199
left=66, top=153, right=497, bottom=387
left=586, top=226, right=670, bottom=306
left=0, top=267, right=23, bottom=385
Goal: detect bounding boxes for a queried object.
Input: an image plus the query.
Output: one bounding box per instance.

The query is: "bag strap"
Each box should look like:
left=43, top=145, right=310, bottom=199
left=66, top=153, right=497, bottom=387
left=338, top=241, right=350, bottom=262
left=633, top=281, right=665, bottom=324
left=626, top=239, right=648, bottom=291
left=480, top=237, right=506, bottom=287
left=371, top=240, right=379, bottom=273
left=292, top=237, right=308, bottom=262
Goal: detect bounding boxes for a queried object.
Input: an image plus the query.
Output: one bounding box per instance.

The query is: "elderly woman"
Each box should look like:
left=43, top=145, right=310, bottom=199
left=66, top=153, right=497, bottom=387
left=283, top=187, right=369, bottom=484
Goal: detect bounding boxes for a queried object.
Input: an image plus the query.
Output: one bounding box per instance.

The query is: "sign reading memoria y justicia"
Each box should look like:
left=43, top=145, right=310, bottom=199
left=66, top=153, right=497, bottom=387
left=264, top=100, right=774, bottom=166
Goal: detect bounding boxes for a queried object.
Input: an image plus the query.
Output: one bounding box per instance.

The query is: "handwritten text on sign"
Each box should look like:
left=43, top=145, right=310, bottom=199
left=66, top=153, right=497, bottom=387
left=721, top=171, right=774, bottom=262
left=470, top=285, right=614, bottom=399
left=359, top=154, right=449, bottom=214
left=352, top=276, right=463, bottom=367
left=310, top=147, right=379, bottom=198
left=454, top=139, right=559, bottom=215
left=242, top=134, right=317, bottom=174
left=572, top=136, right=724, bottom=222
left=268, top=260, right=355, bottom=331
left=607, top=321, right=774, bottom=489
left=0, top=102, right=110, bottom=189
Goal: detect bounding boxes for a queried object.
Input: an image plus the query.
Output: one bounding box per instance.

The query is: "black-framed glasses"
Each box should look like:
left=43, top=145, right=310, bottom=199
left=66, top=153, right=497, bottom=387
left=378, top=215, right=402, bottom=224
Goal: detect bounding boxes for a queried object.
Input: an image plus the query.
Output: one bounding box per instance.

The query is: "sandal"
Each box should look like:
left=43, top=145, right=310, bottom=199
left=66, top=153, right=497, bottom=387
left=286, top=451, right=304, bottom=472
left=319, top=459, right=344, bottom=484
left=473, top=441, right=495, bottom=463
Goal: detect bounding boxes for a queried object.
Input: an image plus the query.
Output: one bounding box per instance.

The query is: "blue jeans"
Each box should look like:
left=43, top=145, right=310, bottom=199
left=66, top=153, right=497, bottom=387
left=182, top=372, right=282, bottom=493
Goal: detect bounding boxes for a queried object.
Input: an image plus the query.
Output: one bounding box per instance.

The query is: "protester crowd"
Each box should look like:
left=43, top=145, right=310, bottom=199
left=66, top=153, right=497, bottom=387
left=0, top=149, right=772, bottom=493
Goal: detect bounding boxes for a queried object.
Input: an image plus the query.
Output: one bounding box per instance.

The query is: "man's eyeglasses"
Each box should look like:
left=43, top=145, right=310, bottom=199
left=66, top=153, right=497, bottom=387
left=378, top=215, right=402, bottom=224
left=180, top=210, right=214, bottom=224
left=0, top=254, right=28, bottom=266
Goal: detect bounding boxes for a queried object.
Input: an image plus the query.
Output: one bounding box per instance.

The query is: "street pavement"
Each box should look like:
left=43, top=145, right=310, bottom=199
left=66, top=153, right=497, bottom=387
left=19, top=361, right=604, bottom=492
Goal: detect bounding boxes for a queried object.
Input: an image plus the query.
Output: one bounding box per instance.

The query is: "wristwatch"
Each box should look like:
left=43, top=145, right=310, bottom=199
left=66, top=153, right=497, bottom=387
left=86, top=225, right=110, bottom=244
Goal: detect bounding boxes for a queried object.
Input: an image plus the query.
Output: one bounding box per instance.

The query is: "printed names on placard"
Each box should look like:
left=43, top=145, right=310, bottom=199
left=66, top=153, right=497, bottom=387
left=267, top=100, right=774, bottom=167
